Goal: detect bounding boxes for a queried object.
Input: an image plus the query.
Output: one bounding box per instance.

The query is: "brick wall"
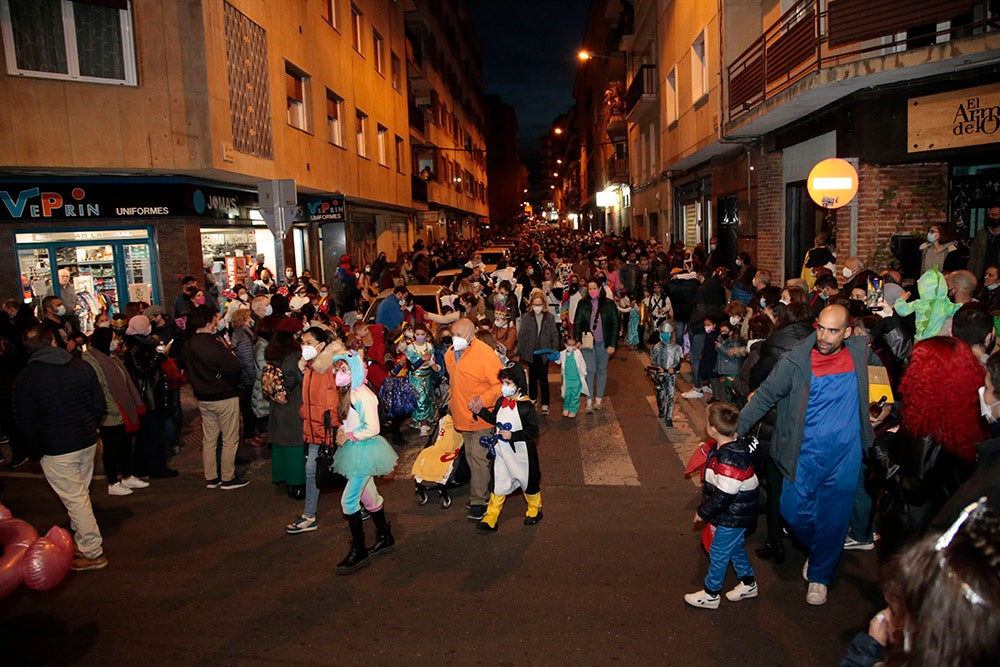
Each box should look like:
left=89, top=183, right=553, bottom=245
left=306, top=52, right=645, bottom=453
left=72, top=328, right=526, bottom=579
left=154, top=220, right=208, bottom=304
left=753, top=150, right=784, bottom=278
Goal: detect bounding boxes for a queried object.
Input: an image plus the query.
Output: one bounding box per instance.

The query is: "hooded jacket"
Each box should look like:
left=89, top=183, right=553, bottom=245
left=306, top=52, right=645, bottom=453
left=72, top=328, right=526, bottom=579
left=13, top=346, right=106, bottom=460
left=299, top=339, right=346, bottom=444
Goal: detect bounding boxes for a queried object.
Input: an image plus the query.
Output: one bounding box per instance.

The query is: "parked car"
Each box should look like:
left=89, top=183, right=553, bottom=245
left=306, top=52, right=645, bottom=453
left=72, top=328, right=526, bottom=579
left=364, top=284, right=448, bottom=324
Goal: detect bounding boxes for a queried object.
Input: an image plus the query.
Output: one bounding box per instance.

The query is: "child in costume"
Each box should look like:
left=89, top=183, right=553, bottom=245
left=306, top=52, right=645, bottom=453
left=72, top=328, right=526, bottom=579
left=474, top=367, right=542, bottom=531
left=491, top=313, right=518, bottom=360
left=712, top=319, right=743, bottom=403
left=558, top=334, right=588, bottom=418
left=650, top=321, right=682, bottom=426
left=617, top=296, right=640, bottom=347
left=684, top=402, right=760, bottom=609
left=331, top=350, right=400, bottom=573
left=892, top=266, right=960, bottom=340
left=404, top=323, right=439, bottom=436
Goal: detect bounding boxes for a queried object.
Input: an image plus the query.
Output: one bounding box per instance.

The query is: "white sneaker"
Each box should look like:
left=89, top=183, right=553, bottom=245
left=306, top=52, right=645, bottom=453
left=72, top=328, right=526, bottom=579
left=681, top=388, right=703, bottom=399
left=108, top=481, right=133, bottom=496
left=121, top=476, right=150, bottom=489
left=585, top=399, right=594, bottom=413
left=594, top=398, right=603, bottom=410
left=683, top=589, right=720, bottom=609
left=844, top=537, right=875, bottom=551
left=802, top=559, right=809, bottom=581
left=725, top=581, right=758, bottom=602
left=806, top=582, right=828, bottom=606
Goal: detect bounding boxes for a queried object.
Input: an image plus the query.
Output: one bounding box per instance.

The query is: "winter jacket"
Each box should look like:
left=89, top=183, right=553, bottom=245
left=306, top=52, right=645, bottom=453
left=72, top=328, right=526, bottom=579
left=738, top=333, right=874, bottom=482
left=697, top=435, right=760, bottom=529
left=13, top=346, right=106, bottom=460
left=183, top=332, right=242, bottom=401
left=572, top=297, right=621, bottom=348
left=268, top=350, right=304, bottom=447
left=230, top=325, right=258, bottom=387
left=667, top=273, right=699, bottom=322
left=715, top=338, right=742, bottom=376
left=517, top=311, right=559, bottom=360
left=967, top=226, right=1000, bottom=279
left=123, top=334, right=170, bottom=412
left=749, top=321, right=816, bottom=391
left=445, top=337, right=504, bottom=432
left=688, top=276, right=727, bottom=335
left=250, top=337, right=270, bottom=419
left=931, top=436, right=1000, bottom=530
left=299, top=342, right=344, bottom=444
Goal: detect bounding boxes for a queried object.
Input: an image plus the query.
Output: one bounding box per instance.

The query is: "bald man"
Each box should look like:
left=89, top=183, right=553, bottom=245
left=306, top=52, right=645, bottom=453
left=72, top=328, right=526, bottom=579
left=738, top=304, right=873, bottom=606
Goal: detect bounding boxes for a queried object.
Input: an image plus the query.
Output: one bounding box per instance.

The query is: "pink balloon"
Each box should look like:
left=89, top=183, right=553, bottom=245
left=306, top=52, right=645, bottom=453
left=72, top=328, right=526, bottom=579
left=22, top=532, right=73, bottom=591
left=0, top=519, right=40, bottom=599
left=0, top=504, right=12, bottom=521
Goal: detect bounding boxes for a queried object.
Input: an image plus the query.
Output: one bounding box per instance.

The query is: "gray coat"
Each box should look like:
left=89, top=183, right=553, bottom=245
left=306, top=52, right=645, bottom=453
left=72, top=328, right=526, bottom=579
left=737, top=332, right=873, bottom=482
left=267, top=351, right=304, bottom=447
left=516, top=311, right=559, bottom=360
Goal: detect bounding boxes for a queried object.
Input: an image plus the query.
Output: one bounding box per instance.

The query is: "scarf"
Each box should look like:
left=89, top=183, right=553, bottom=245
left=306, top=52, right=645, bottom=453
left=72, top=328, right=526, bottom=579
left=89, top=348, right=145, bottom=428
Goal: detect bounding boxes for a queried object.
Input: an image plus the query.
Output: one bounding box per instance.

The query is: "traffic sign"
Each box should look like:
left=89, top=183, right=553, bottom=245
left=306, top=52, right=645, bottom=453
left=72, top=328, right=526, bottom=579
left=807, top=158, right=858, bottom=209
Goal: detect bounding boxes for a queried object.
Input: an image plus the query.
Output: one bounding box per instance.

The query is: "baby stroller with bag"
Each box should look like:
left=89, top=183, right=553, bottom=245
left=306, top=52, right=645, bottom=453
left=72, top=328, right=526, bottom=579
left=410, top=407, right=470, bottom=508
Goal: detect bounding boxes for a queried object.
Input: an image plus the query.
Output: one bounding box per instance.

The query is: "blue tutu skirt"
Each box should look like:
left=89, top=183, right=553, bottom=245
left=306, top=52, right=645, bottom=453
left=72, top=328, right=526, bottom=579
left=333, top=435, right=399, bottom=478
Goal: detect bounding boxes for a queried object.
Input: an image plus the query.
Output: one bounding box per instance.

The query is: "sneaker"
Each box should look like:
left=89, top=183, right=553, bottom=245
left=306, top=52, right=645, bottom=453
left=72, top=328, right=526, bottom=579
left=8, top=454, right=28, bottom=469
left=664, top=418, right=674, bottom=427
left=681, top=388, right=703, bottom=399
left=220, top=477, right=250, bottom=490
left=585, top=400, right=594, bottom=414
left=806, top=582, right=828, bottom=606
left=683, top=589, right=720, bottom=609
left=594, top=398, right=603, bottom=410
left=844, top=537, right=875, bottom=551
left=71, top=554, right=109, bottom=572
left=802, top=559, right=809, bottom=582
left=466, top=504, right=487, bottom=521
left=541, top=405, right=549, bottom=414
left=108, top=481, right=133, bottom=496
left=120, top=476, right=149, bottom=490
left=725, top=582, right=758, bottom=602
left=285, top=515, right=317, bottom=534
left=205, top=477, right=222, bottom=489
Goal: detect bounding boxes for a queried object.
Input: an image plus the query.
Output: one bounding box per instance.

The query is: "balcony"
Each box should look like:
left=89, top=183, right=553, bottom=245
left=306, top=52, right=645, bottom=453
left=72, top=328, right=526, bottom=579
left=411, top=175, right=428, bottom=203
left=607, top=156, right=629, bottom=184
left=625, top=64, right=657, bottom=119
left=726, top=0, right=998, bottom=125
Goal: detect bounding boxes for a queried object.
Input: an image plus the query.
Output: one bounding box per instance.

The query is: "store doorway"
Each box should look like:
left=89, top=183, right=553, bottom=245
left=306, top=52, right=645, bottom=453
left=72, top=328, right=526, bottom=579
left=785, top=181, right=836, bottom=281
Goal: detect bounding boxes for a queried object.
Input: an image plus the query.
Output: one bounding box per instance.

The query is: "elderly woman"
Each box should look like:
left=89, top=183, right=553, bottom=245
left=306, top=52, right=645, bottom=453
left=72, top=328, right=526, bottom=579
left=517, top=289, right=560, bottom=415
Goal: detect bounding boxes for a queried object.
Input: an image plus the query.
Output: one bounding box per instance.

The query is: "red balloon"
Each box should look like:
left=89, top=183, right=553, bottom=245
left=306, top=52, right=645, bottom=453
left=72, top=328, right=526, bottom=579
left=0, top=519, right=38, bottom=599
left=22, top=529, right=74, bottom=591
left=0, top=503, right=12, bottom=521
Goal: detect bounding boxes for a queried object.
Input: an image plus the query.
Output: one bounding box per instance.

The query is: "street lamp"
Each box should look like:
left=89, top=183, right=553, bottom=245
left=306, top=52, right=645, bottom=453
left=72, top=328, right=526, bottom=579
left=553, top=127, right=563, bottom=135
left=578, top=50, right=618, bottom=62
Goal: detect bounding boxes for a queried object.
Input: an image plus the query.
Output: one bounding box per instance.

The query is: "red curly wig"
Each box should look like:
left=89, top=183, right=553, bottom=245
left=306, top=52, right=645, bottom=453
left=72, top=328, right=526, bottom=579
left=898, top=336, right=986, bottom=463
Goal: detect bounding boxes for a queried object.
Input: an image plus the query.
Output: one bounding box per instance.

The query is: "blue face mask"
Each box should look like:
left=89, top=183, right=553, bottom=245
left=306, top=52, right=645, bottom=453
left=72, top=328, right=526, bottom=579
left=659, top=333, right=671, bottom=342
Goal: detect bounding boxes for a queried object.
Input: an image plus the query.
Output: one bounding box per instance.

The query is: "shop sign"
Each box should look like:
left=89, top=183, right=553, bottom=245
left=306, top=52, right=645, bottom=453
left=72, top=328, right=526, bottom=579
left=807, top=158, right=859, bottom=209
left=225, top=256, right=246, bottom=289
left=305, top=195, right=345, bottom=221
left=908, top=84, right=1000, bottom=153
left=0, top=181, right=259, bottom=221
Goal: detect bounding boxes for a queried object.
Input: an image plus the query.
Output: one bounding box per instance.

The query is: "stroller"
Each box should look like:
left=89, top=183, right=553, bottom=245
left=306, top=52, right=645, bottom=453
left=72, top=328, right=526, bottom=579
left=410, top=409, right=470, bottom=508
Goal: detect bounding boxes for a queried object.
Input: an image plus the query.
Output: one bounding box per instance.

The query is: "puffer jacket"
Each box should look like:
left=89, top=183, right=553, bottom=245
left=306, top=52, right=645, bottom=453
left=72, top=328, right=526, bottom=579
left=299, top=340, right=346, bottom=444
left=123, top=334, right=169, bottom=411
left=697, top=435, right=760, bottom=529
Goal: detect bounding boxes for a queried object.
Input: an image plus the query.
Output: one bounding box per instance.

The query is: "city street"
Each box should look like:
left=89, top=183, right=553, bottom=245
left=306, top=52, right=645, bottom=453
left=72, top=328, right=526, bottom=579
left=0, top=348, right=881, bottom=666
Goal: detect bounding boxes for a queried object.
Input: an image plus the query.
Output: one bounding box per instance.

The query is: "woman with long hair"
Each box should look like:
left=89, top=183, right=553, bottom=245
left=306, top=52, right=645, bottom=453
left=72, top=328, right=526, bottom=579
left=331, top=350, right=399, bottom=573
left=731, top=252, right=757, bottom=305
left=572, top=279, right=620, bottom=413
left=517, top=289, right=560, bottom=415
left=265, top=319, right=305, bottom=498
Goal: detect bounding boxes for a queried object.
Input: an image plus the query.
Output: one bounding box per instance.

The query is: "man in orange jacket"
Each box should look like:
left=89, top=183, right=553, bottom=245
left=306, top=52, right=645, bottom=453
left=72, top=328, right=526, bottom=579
left=445, top=318, right=503, bottom=521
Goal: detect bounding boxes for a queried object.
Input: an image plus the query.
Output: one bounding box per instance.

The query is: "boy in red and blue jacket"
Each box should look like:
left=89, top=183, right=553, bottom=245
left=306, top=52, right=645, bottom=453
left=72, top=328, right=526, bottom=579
left=685, top=402, right=760, bottom=609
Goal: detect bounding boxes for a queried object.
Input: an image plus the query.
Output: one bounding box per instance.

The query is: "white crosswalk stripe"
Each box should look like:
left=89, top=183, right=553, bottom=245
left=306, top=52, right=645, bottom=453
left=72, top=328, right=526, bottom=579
left=578, top=398, right=640, bottom=486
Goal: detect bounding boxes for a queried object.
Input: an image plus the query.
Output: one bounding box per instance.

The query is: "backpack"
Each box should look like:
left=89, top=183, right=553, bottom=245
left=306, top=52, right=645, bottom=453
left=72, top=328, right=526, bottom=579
left=261, top=363, right=288, bottom=404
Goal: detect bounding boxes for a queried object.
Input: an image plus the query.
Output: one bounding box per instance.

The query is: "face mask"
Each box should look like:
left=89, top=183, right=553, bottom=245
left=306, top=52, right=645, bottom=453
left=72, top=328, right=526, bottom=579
left=842, top=267, right=853, bottom=279
left=440, top=336, right=453, bottom=346
left=820, top=293, right=829, bottom=301
left=926, top=232, right=938, bottom=243
left=415, top=334, right=427, bottom=343
left=97, top=321, right=109, bottom=328
left=988, top=283, right=999, bottom=291
left=301, top=345, right=318, bottom=361
left=319, top=292, right=328, bottom=298
left=532, top=305, right=543, bottom=314
left=735, top=259, right=743, bottom=267
left=109, top=340, right=119, bottom=353
left=265, top=305, right=273, bottom=316
left=247, top=320, right=254, bottom=328
left=286, top=271, right=294, bottom=278
left=56, top=305, right=67, bottom=316
left=501, top=384, right=517, bottom=398
left=452, top=336, right=469, bottom=352
left=659, top=333, right=671, bottom=342
left=195, top=295, right=207, bottom=305
left=238, top=295, right=248, bottom=302
left=495, top=319, right=507, bottom=328
left=779, top=298, right=790, bottom=306
left=217, top=319, right=227, bottom=332
left=979, top=385, right=1000, bottom=423
left=730, top=316, right=740, bottom=326
left=527, top=269, right=534, bottom=275
left=335, top=370, right=352, bottom=387
left=404, top=330, right=414, bottom=339
left=704, top=325, right=715, bottom=334
left=588, top=289, right=600, bottom=299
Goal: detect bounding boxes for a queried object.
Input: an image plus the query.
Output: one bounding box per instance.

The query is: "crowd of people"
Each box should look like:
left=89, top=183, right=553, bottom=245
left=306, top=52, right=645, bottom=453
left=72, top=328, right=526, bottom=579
left=2, top=218, right=999, bottom=663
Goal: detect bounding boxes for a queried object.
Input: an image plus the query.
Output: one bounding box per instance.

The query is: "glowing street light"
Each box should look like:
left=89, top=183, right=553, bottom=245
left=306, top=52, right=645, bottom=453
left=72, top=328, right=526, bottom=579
left=552, top=172, right=559, bottom=177
left=553, top=127, right=563, bottom=135
left=556, top=159, right=563, bottom=165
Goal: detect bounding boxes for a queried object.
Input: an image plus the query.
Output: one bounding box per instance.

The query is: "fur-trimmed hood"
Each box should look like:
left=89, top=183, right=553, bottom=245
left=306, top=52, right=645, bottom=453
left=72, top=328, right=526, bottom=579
left=298, top=338, right=347, bottom=374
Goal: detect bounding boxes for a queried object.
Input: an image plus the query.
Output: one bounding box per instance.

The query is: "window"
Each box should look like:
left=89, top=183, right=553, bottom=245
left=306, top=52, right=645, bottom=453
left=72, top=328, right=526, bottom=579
left=321, top=0, right=336, bottom=28
left=376, top=124, right=388, bottom=166
left=355, top=109, right=367, bottom=157
left=372, top=29, right=384, bottom=74
left=1, top=0, right=137, bottom=85
left=350, top=5, right=362, bottom=53
left=665, top=67, right=678, bottom=125
left=326, top=90, right=343, bottom=146
left=285, top=62, right=309, bottom=131
left=690, top=29, right=708, bottom=103
left=390, top=51, right=401, bottom=90
left=394, top=135, right=404, bottom=172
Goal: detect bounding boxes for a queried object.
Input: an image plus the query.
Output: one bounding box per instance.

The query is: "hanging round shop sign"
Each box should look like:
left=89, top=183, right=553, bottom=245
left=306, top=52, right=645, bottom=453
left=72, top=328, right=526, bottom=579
left=807, top=158, right=859, bottom=209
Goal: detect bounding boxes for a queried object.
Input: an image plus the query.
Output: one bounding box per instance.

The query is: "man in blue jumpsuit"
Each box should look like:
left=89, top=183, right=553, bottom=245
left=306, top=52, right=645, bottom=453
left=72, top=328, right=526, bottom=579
left=737, top=304, right=872, bottom=606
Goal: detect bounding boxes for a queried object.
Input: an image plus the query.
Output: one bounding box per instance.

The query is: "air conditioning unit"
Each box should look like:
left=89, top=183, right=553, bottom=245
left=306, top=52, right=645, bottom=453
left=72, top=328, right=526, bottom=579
left=415, top=95, right=432, bottom=109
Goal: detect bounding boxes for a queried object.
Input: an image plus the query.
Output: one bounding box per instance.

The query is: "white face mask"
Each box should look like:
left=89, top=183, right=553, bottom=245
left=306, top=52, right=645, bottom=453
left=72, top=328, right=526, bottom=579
left=216, top=319, right=227, bottom=332
left=979, top=385, right=1000, bottom=423
left=989, top=283, right=999, bottom=291
left=729, top=316, right=740, bottom=326
left=501, top=384, right=517, bottom=398
left=265, top=305, right=273, bottom=316
left=301, top=345, right=319, bottom=361
left=452, top=336, right=469, bottom=352
left=532, top=305, right=543, bottom=314
left=927, top=232, right=938, bottom=243
left=109, top=340, right=119, bottom=353
left=843, top=267, right=854, bottom=279
left=56, top=305, right=67, bottom=316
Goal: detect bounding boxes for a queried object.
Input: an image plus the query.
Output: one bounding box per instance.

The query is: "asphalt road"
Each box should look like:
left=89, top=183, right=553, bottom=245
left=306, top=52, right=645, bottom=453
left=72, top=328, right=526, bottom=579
left=0, top=348, right=882, bottom=666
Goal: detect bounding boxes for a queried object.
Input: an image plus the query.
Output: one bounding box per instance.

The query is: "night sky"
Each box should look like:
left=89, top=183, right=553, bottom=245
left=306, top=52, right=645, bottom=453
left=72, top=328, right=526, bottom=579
left=469, top=0, right=589, bottom=175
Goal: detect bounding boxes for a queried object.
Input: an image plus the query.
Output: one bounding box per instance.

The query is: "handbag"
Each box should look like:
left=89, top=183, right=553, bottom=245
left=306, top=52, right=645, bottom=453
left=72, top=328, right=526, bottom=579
left=314, top=445, right=341, bottom=489
left=580, top=331, right=594, bottom=349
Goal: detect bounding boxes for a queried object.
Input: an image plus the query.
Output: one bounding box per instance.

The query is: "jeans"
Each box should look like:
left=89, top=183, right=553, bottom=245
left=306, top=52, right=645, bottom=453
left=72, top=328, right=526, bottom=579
left=40, top=445, right=103, bottom=559
left=704, top=526, right=754, bottom=595
left=848, top=463, right=874, bottom=543
left=461, top=428, right=493, bottom=506
left=581, top=342, right=609, bottom=398
left=689, top=333, right=705, bottom=387
left=341, top=476, right=384, bottom=514
left=304, top=443, right=319, bottom=517
left=199, top=397, right=240, bottom=482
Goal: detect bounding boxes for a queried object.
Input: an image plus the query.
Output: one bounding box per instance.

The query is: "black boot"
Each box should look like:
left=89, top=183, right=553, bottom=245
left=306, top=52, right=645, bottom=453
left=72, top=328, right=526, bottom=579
left=369, top=509, right=395, bottom=556
left=755, top=540, right=785, bottom=564
left=336, top=512, right=370, bottom=574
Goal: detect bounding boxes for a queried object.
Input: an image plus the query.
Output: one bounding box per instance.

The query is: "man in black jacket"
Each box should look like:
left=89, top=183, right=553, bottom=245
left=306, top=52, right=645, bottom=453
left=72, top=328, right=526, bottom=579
left=182, top=306, right=248, bottom=490
left=13, top=326, right=108, bottom=571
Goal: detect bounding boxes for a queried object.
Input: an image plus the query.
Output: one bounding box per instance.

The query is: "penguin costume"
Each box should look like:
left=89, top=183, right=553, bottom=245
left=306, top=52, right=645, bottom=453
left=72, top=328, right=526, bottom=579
left=474, top=366, right=543, bottom=531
